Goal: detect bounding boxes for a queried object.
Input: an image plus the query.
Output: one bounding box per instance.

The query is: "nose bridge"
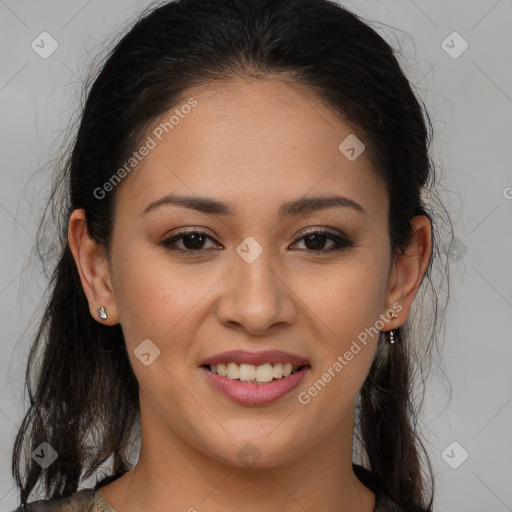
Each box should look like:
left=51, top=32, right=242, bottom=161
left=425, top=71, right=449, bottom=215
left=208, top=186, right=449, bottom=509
left=217, top=243, right=296, bottom=334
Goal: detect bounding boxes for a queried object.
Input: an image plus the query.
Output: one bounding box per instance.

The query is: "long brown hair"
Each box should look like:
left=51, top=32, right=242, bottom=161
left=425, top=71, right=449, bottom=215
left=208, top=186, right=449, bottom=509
left=12, top=0, right=452, bottom=509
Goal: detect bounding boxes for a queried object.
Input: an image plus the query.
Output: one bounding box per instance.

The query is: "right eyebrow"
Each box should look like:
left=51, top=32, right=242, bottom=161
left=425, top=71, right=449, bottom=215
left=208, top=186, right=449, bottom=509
left=142, top=193, right=234, bottom=216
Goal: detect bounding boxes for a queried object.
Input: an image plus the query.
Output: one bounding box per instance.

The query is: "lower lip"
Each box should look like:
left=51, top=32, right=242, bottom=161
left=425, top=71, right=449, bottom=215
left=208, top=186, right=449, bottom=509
left=200, top=366, right=309, bottom=406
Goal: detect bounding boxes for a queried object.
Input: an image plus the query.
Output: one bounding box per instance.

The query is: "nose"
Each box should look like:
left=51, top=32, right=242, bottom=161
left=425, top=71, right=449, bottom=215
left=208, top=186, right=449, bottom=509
left=216, top=250, right=298, bottom=336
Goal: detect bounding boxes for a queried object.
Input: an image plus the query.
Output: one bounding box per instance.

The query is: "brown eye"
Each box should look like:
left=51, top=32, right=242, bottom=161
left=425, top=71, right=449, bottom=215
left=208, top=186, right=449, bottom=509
left=291, top=229, right=355, bottom=253
left=161, top=230, right=221, bottom=253
left=179, top=233, right=207, bottom=250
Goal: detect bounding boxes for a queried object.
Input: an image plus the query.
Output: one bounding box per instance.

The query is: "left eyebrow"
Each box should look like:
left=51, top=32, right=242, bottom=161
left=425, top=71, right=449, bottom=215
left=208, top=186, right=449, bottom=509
left=278, top=195, right=365, bottom=219
left=141, top=193, right=365, bottom=218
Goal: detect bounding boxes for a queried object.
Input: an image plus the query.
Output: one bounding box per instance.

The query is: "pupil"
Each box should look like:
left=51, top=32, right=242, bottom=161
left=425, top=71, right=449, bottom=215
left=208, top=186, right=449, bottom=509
left=305, top=234, right=325, bottom=250
left=184, top=233, right=205, bottom=250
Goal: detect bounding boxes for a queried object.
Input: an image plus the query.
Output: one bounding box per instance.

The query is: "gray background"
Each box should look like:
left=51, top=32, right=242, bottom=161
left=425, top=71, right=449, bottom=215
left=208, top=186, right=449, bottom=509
left=1, top=1, right=511, bottom=511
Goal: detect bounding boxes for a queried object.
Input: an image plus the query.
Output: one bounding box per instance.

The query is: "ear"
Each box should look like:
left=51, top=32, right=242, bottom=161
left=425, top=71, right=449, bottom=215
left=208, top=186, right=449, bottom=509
left=383, top=215, right=432, bottom=330
left=68, top=208, right=119, bottom=325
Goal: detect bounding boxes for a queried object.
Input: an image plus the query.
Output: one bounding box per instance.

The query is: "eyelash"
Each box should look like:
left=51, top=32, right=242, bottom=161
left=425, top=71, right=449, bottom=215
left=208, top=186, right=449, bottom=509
left=160, top=228, right=355, bottom=255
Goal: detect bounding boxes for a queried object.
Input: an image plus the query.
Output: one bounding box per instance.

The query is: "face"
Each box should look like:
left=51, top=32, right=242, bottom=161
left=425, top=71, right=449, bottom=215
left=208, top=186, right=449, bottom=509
left=96, top=78, right=400, bottom=467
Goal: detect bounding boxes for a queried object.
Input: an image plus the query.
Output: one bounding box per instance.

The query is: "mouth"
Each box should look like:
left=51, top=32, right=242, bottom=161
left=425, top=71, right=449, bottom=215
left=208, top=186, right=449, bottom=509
left=202, top=362, right=309, bottom=384
left=199, top=350, right=311, bottom=405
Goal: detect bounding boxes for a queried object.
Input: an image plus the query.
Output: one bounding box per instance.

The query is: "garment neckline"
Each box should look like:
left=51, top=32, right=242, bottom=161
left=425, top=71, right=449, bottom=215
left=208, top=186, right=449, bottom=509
left=94, top=463, right=389, bottom=512
left=95, top=487, right=118, bottom=511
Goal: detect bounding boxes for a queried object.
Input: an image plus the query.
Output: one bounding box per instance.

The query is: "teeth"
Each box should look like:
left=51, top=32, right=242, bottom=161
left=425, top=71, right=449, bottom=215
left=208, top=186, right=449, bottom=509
left=208, top=362, right=302, bottom=383
left=256, top=363, right=274, bottom=383
left=227, top=362, right=238, bottom=380
left=273, top=363, right=283, bottom=379
left=239, top=363, right=255, bottom=382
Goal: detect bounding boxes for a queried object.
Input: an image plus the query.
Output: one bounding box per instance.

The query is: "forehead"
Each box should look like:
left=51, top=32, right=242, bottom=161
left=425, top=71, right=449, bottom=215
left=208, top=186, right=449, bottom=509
left=114, top=77, right=387, bottom=221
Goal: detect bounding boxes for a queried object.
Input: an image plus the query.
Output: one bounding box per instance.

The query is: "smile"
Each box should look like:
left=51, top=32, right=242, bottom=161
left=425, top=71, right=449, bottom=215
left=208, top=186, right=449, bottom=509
left=199, top=349, right=311, bottom=405
left=206, top=362, right=304, bottom=383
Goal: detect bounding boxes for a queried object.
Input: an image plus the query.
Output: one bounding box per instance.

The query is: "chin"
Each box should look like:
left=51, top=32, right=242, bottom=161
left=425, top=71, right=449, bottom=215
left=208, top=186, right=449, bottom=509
left=200, top=431, right=309, bottom=469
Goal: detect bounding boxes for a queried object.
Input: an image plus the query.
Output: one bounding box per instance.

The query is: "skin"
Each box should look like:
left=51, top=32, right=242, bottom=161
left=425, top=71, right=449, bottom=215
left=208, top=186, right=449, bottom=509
left=68, top=77, right=432, bottom=512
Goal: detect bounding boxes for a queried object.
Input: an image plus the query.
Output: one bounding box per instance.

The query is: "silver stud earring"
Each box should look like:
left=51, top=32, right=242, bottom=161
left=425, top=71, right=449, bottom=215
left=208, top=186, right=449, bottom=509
left=98, top=306, right=108, bottom=320
left=388, top=311, right=398, bottom=343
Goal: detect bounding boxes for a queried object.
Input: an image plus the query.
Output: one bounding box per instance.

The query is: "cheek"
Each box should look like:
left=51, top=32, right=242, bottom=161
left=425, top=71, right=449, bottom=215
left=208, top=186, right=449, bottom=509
left=109, top=241, right=201, bottom=345
left=296, top=253, right=390, bottom=345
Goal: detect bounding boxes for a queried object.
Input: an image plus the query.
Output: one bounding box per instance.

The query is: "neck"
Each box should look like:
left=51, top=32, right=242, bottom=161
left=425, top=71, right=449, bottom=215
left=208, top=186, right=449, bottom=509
left=98, top=402, right=375, bottom=512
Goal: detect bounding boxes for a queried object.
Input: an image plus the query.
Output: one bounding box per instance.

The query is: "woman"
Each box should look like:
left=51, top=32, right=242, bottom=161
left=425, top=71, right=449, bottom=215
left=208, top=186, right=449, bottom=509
left=11, top=0, right=452, bottom=510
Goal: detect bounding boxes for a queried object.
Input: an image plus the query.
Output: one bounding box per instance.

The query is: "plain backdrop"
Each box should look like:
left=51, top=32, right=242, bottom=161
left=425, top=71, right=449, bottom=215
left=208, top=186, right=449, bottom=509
left=1, top=1, right=511, bottom=511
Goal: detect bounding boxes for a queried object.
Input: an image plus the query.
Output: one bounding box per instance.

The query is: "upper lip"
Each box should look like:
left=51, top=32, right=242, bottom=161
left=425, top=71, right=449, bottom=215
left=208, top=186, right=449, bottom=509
left=199, top=349, right=310, bottom=367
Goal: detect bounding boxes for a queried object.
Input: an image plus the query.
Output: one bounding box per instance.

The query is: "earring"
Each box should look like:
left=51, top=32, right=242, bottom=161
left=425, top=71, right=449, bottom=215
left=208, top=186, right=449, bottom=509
left=388, top=311, right=398, bottom=344
left=98, top=306, right=108, bottom=320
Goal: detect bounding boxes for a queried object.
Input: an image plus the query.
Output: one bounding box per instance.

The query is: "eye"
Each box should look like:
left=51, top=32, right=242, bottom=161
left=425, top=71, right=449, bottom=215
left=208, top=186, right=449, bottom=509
left=161, top=230, right=221, bottom=254
left=160, top=228, right=355, bottom=255
left=291, top=229, right=355, bottom=253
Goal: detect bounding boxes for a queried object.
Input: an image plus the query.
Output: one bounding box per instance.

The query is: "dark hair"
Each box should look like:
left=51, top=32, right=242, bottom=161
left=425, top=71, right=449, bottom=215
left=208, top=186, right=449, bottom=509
left=12, top=0, right=453, bottom=510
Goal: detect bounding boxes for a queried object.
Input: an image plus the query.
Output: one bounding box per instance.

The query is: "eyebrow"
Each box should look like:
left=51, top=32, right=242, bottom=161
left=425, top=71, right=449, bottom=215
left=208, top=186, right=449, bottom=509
left=142, top=193, right=365, bottom=218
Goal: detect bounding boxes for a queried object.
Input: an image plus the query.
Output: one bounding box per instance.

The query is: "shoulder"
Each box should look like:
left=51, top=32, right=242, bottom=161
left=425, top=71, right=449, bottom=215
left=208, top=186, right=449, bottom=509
left=9, top=488, right=115, bottom=512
